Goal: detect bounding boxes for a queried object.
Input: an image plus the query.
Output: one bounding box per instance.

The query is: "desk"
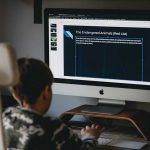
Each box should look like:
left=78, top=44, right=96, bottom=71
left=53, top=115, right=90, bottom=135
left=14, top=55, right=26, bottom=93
left=96, top=145, right=150, bottom=150
left=72, top=127, right=150, bottom=150
left=59, top=104, right=150, bottom=141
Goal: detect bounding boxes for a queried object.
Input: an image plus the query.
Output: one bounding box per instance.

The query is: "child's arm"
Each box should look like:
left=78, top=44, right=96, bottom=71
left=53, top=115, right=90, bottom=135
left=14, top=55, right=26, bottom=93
left=51, top=119, right=103, bottom=149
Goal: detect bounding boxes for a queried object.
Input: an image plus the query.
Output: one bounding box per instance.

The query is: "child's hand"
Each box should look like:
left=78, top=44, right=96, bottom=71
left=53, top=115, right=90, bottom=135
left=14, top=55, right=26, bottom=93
left=81, top=124, right=104, bottom=139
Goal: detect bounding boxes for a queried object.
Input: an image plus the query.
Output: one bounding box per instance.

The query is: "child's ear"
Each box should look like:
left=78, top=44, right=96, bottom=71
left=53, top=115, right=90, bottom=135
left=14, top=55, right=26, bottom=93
left=42, top=85, right=51, bottom=99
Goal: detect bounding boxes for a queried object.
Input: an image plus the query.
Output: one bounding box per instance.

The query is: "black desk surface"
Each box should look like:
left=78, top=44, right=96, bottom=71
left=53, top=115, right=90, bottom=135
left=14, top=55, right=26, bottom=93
left=73, top=127, right=150, bottom=150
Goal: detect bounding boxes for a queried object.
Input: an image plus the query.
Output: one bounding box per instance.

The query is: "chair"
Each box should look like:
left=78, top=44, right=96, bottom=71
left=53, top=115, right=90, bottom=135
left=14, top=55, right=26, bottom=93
left=0, top=43, right=19, bottom=150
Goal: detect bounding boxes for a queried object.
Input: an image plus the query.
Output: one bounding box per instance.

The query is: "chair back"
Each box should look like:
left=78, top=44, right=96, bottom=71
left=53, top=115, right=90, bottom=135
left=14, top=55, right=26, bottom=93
left=0, top=43, right=19, bottom=150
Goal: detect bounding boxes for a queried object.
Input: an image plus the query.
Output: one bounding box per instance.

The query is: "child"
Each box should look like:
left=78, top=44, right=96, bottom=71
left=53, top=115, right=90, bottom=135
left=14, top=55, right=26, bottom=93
left=3, top=58, right=103, bottom=150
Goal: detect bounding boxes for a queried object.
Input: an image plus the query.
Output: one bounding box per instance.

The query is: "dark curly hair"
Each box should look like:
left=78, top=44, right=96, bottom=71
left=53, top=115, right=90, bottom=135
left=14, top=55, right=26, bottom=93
left=11, top=58, right=53, bottom=104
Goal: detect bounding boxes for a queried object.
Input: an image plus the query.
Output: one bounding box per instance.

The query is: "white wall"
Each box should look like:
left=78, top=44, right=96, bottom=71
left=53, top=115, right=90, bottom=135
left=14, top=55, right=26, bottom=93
left=1, top=0, right=150, bottom=117
left=1, top=0, right=44, bottom=59
left=43, top=0, right=150, bottom=10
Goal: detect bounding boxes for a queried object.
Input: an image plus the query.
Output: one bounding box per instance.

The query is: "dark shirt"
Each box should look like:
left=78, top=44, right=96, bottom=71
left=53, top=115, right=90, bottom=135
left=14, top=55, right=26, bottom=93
left=3, top=106, right=97, bottom=150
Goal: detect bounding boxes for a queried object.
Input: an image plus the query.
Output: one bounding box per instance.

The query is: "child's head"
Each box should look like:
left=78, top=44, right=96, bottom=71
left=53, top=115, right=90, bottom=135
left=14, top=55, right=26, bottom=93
left=10, top=58, right=53, bottom=109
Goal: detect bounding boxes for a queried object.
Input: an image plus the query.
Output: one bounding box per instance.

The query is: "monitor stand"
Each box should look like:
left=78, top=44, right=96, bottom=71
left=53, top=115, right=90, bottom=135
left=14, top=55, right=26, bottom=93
left=59, top=101, right=150, bottom=140
left=81, top=99, right=125, bottom=115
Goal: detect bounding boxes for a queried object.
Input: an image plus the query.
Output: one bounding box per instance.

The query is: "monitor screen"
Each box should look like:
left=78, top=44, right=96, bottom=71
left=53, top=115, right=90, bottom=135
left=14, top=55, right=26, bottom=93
left=44, top=8, right=150, bottom=103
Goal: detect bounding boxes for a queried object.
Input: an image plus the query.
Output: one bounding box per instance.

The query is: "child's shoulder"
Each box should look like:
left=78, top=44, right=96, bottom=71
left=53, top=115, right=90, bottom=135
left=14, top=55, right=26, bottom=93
left=3, top=106, right=20, bottom=115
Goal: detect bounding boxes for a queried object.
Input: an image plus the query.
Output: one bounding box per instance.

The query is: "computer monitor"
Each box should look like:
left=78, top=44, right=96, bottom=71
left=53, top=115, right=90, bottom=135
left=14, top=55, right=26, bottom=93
left=44, top=8, right=150, bottom=113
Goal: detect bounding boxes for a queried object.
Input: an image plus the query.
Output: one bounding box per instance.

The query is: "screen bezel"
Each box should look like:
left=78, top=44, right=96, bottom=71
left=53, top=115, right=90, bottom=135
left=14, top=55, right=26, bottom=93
left=44, top=8, right=150, bottom=90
